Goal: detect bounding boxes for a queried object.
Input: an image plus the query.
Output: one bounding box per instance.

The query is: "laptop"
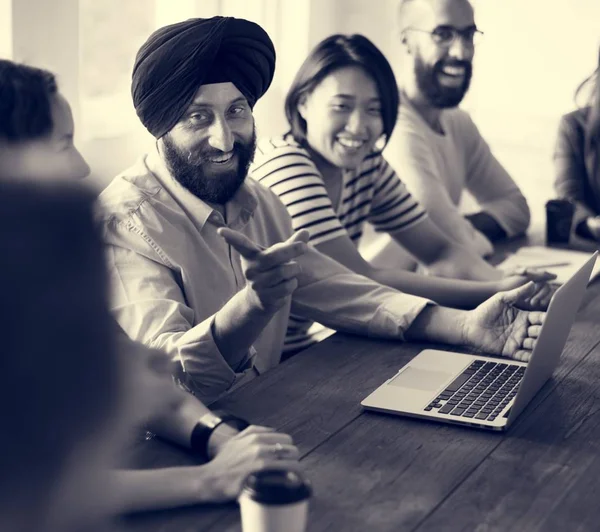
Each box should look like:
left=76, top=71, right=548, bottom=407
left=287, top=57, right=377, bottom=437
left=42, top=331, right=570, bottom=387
left=361, top=251, right=598, bottom=431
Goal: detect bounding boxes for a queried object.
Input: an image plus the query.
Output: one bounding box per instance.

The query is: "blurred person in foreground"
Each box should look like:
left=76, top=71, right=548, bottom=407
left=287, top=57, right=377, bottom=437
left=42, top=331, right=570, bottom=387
left=554, top=46, right=600, bottom=242
left=97, top=15, right=546, bottom=404
left=0, top=58, right=299, bottom=515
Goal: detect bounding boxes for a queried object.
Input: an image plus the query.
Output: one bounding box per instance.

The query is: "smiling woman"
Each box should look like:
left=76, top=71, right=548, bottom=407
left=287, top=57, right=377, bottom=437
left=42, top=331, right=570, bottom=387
left=250, top=32, right=555, bottom=355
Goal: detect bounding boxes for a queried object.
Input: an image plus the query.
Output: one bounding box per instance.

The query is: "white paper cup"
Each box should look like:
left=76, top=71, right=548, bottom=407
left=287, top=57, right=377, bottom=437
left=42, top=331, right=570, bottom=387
left=239, top=469, right=312, bottom=532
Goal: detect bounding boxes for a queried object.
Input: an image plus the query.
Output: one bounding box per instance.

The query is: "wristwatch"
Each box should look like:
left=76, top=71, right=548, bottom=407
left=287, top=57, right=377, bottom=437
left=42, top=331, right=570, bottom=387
left=190, top=411, right=250, bottom=460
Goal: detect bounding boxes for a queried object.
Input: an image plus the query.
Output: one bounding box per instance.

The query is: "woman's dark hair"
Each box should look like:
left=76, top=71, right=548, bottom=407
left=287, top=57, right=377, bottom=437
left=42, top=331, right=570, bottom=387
left=284, top=34, right=399, bottom=149
left=0, top=59, right=58, bottom=142
left=0, top=180, right=119, bottom=506
left=574, top=47, right=600, bottom=158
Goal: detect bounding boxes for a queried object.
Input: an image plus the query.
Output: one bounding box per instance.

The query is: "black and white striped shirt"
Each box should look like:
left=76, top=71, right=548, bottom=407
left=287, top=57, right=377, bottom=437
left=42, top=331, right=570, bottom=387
left=250, top=134, right=428, bottom=352
left=251, top=134, right=427, bottom=246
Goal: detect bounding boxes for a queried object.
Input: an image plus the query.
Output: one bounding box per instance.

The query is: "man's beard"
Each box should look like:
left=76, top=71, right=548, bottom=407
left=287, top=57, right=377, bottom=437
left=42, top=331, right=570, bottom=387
left=162, top=129, right=256, bottom=204
left=414, top=55, right=473, bottom=109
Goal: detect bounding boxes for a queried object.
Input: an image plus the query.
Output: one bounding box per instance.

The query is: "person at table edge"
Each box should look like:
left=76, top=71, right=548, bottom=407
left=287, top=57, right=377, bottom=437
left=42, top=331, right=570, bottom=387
left=553, top=45, right=600, bottom=241
left=96, top=15, right=546, bottom=405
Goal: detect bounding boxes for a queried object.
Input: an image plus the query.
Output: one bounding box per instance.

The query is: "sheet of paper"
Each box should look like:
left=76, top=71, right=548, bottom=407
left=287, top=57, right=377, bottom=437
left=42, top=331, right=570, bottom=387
left=498, top=246, right=600, bottom=285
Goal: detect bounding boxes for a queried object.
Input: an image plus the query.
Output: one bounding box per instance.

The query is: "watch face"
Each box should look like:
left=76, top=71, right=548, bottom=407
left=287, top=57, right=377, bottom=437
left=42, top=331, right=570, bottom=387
left=199, top=412, right=223, bottom=430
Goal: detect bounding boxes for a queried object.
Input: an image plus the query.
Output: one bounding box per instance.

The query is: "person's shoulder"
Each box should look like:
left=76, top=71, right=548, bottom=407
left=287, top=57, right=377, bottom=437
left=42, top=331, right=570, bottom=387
left=393, top=103, right=431, bottom=144
left=96, top=155, right=163, bottom=226
left=397, top=102, right=424, bottom=129
left=245, top=178, right=293, bottom=232
left=442, top=108, right=487, bottom=149
left=559, top=107, right=589, bottom=131
left=251, top=134, right=321, bottom=190
left=246, top=176, right=287, bottom=208
left=253, top=134, right=314, bottom=166
left=387, top=107, right=431, bottom=159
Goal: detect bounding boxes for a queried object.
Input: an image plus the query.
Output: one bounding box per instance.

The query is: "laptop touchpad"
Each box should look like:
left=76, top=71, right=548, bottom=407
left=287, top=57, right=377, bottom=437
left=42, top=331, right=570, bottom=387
left=388, top=366, right=452, bottom=391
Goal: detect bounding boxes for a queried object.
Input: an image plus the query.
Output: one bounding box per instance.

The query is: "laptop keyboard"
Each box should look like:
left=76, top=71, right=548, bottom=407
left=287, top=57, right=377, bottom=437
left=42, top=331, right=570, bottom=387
left=424, top=360, right=525, bottom=422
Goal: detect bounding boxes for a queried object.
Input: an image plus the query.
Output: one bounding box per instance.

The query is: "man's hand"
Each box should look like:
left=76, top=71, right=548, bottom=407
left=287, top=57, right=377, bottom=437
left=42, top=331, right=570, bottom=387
left=202, top=426, right=300, bottom=502
left=218, top=228, right=310, bottom=313
left=462, top=282, right=546, bottom=362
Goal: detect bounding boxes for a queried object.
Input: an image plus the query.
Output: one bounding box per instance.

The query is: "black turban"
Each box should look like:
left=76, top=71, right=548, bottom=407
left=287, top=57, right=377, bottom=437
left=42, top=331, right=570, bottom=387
left=131, top=16, right=276, bottom=138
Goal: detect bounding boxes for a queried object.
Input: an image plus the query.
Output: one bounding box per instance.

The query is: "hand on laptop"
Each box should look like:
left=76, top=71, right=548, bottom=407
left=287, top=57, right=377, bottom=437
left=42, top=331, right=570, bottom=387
left=462, top=281, right=546, bottom=362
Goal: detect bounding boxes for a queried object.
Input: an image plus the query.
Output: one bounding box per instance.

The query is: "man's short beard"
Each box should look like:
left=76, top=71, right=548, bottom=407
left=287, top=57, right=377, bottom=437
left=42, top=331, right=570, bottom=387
left=414, top=55, right=473, bottom=109
left=162, top=128, right=257, bottom=205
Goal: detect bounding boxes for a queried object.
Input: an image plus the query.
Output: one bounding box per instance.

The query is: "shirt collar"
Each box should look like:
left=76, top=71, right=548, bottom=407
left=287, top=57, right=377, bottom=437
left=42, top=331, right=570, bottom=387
left=144, top=144, right=258, bottom=231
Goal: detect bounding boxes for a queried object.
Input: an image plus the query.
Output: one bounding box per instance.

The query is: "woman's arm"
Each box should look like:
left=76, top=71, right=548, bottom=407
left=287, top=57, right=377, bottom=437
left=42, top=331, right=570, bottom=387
left=386, top=216, right=503, bottom=282
left=110, top=426, right=300, bottom=513
left=315, top=233, right=502, bottom=309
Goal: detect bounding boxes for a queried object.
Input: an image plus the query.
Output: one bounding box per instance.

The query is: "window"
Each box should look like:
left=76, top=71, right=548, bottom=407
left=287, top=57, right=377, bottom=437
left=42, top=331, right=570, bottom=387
left=0, top=0, right=12, bottom=58
left=77, top=0, right=311, bottom=141
left=79, top=0, right=155, bottom=139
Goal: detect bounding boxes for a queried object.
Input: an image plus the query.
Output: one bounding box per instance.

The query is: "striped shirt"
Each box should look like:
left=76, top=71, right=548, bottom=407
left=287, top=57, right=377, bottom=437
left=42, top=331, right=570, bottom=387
left=250, top=134, right=428, bottom=352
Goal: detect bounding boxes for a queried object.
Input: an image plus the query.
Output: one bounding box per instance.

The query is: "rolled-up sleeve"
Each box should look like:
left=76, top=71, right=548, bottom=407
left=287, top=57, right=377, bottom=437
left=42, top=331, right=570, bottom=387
left=105, top=221, right=253, bottom=402
left=291, top=246, right=434, bottom=341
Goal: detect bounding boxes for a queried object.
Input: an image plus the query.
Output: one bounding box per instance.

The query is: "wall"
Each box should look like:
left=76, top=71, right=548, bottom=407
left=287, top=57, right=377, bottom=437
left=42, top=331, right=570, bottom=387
left=3, top=0, right=600, bottom=218
left=333, top=0, right=600, bottom=227
left=0, top=0, right=11, bottom=58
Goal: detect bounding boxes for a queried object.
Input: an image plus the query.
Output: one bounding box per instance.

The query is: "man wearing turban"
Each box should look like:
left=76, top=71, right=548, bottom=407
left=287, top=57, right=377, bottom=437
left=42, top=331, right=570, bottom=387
left=97, top=16, right=545, bottom=404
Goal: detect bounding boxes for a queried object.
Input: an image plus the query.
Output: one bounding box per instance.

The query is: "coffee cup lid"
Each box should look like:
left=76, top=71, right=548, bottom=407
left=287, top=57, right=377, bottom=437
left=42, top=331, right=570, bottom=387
left=241, top=469, right=312, bottom=505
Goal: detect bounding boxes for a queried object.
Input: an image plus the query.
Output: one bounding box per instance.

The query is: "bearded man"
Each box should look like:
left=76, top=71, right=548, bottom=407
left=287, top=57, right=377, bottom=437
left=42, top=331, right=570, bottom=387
left=384, top=0, right=531, bottom=258
left=98, top=16, right=546, bottom=405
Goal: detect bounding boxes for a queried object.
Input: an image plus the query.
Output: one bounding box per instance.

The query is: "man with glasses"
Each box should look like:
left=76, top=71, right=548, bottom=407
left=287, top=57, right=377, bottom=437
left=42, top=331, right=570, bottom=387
left=384, top=0, right=530, bottom=258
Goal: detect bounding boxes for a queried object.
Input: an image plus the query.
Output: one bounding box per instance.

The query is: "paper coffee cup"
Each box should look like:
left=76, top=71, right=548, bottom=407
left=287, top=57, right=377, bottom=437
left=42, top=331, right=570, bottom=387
left=239, top=469, right=312, bottom=532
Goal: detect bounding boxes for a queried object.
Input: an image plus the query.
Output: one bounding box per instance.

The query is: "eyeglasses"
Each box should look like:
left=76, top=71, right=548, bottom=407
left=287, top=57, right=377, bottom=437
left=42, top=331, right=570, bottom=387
left=405, top=25, right=484, bottom=47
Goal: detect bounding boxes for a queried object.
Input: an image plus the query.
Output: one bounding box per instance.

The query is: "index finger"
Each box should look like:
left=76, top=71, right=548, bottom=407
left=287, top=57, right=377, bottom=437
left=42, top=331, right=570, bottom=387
left=288, top=230, right=310, bottom=245
left=218, top=227, right=263, bottom=260
left=250, top=230, right=310, bottom=272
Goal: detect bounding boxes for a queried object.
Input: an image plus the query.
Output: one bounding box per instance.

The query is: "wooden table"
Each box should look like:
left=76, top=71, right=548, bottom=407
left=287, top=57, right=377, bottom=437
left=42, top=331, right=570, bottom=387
left=121, top=236, right=600, bottom=532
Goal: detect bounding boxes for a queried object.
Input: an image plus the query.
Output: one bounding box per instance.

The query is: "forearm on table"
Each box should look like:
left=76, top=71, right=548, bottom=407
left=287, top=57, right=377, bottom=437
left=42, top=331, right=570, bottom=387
left=146, top=391, right=211, bottom=448
left=369, top=267, right=497, bottom=309
left=148, top=394, right=240, bottom=464
left=212, top=286, right=276, bottom=363
left=108, top=467, right=219, bottom=513
left=421, top=199, right=492, bottom=258
left=405, top=304, right=468, bottom=345
left=426, top=243, right=500, bottom=282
